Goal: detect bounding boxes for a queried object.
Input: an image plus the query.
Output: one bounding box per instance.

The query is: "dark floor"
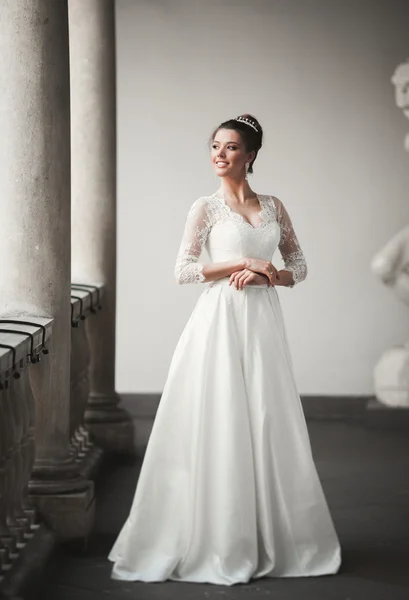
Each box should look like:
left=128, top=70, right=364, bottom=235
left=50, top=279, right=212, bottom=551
left=46, top=421, right=409, bottom=600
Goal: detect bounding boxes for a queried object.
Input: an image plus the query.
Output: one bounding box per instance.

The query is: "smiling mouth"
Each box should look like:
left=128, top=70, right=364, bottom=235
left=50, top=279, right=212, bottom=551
left=216, top=161, right=229, bottom=167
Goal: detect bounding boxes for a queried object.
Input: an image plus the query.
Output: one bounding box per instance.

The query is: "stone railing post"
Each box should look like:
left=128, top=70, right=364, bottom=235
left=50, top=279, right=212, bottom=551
left=70, top=286, right=104, bottom=478
left=0, top=320, right=54, bottom=595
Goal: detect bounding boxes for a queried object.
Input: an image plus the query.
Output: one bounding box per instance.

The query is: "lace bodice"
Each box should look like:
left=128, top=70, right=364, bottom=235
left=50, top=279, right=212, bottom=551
left=174, top=192, right=307, bottom=287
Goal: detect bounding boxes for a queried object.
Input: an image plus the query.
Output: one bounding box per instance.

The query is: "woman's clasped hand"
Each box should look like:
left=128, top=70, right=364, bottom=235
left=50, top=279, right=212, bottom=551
left=229, top=258, right=280, bottom=289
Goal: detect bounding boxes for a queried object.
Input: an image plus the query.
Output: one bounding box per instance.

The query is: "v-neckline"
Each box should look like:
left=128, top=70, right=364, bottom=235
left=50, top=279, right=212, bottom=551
left=214, top=191, right=265, bottom=230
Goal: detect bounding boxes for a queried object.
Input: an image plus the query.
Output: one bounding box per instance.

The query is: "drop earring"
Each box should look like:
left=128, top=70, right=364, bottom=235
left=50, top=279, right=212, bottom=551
left=245, top=162, right=250, bottom=179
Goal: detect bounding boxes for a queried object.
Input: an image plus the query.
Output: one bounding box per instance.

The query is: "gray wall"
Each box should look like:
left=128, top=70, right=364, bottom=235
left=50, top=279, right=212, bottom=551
left=115, top=0, right=409, bottom=395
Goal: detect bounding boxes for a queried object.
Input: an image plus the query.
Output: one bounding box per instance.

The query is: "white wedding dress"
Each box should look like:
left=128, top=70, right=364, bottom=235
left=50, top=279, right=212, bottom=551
left=108, top=191, right=342, bottom=585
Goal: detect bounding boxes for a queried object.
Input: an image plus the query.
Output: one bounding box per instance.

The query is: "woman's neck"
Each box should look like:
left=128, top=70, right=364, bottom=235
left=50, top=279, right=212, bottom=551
left=218, top=177, right=256, bottom=204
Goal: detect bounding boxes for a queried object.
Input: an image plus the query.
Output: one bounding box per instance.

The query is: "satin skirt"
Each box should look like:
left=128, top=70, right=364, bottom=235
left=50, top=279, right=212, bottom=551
left=108, top=281, right=341, bottom=585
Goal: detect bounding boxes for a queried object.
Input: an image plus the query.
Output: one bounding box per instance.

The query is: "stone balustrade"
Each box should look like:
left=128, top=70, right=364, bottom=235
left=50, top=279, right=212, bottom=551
left=0, top=318, right=53, bottom=589
left=70, top=285, right=104, bottom=479
left=0, top=286, right=106, bottom=593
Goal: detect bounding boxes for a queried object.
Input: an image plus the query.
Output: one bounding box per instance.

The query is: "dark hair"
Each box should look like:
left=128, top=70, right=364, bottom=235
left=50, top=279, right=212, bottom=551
left=211, top=114, right=263, bottom=174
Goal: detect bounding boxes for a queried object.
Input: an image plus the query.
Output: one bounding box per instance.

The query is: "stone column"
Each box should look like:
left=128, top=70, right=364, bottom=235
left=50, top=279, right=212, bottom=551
left=69, top=0, right=134, bottom=454
left=0, top=0, right=94, bottom=538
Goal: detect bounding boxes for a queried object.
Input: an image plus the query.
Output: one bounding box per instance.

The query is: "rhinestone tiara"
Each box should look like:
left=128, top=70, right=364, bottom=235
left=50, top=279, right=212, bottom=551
left=233, top=116, right=259, bottom=133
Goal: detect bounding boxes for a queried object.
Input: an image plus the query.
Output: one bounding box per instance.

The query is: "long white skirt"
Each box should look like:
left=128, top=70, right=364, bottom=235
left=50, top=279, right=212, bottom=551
left=108, top=281, right=342, bottom=585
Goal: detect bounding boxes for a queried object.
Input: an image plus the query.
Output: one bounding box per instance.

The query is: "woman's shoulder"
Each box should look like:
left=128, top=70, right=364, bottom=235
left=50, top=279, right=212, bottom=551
left=185, top=194, right=219, bottom=227
left=258, top=194, right=290, bottom=226
left=259, top=193, right=286, bottom=213
left=257, top=193, right=280, bottom=212
left=258, top=192, right=280, bottom=203
left=188, top=193, right=221, bottom=216
left=190, top=194, right=214, bottom=208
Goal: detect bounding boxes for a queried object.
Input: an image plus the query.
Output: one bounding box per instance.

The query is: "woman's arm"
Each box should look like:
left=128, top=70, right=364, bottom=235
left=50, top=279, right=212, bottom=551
left=201, top=258, right=249, bottom=283
left=274, top=197, right=308, bottom=287
left=174, top=197, right=248, bottom=284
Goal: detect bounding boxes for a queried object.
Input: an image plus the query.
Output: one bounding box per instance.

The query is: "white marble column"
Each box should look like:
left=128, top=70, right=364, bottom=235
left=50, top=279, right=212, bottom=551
left=69, top=0, right=134, bottom=454
left=0, top=0, right=94, bottom=538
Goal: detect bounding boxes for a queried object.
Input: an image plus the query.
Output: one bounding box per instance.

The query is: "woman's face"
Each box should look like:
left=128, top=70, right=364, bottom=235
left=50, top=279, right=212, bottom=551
left=211, top=128, right=255, bottom=178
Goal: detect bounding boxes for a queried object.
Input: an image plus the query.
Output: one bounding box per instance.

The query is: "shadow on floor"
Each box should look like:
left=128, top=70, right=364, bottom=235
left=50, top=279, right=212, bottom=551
left=46, top=421, right=409, bottom=600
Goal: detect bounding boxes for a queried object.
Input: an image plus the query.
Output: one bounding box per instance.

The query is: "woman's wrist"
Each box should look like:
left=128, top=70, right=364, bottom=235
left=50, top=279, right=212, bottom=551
left=275, top=269, right=294, bottom=287
left=255, top=273, right=270, bottom=284
left=202, top=259, right=251, bottom=282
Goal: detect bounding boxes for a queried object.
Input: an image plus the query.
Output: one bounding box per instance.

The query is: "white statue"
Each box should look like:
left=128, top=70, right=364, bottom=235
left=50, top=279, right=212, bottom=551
left=370, top=57, right=409, bottom=408
left=371, top=226, right=409, bottom=307
left=391, top=58, right=409, bottom=152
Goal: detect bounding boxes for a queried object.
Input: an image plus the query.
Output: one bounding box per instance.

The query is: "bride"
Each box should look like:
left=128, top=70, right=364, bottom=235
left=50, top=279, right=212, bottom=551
left=108, top=114, right=342, bottom=585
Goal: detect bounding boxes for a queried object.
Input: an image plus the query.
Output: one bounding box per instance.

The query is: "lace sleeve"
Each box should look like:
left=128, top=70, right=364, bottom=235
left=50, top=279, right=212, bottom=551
left=174, top=197, right=212, bottom=284
left=275, top=197, right=307, bottom=287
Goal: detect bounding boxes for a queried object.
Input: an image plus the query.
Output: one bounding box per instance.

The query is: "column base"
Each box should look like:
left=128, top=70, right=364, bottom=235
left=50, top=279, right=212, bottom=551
left=86, top=417, right=136, bottom=456
left=74, top=443, right=104, bottom=481
left=85, top=393, right=136, bottom=456
left=29, top=482, right=95, bottom=541
left=29, top=457, right=93, bottom=495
